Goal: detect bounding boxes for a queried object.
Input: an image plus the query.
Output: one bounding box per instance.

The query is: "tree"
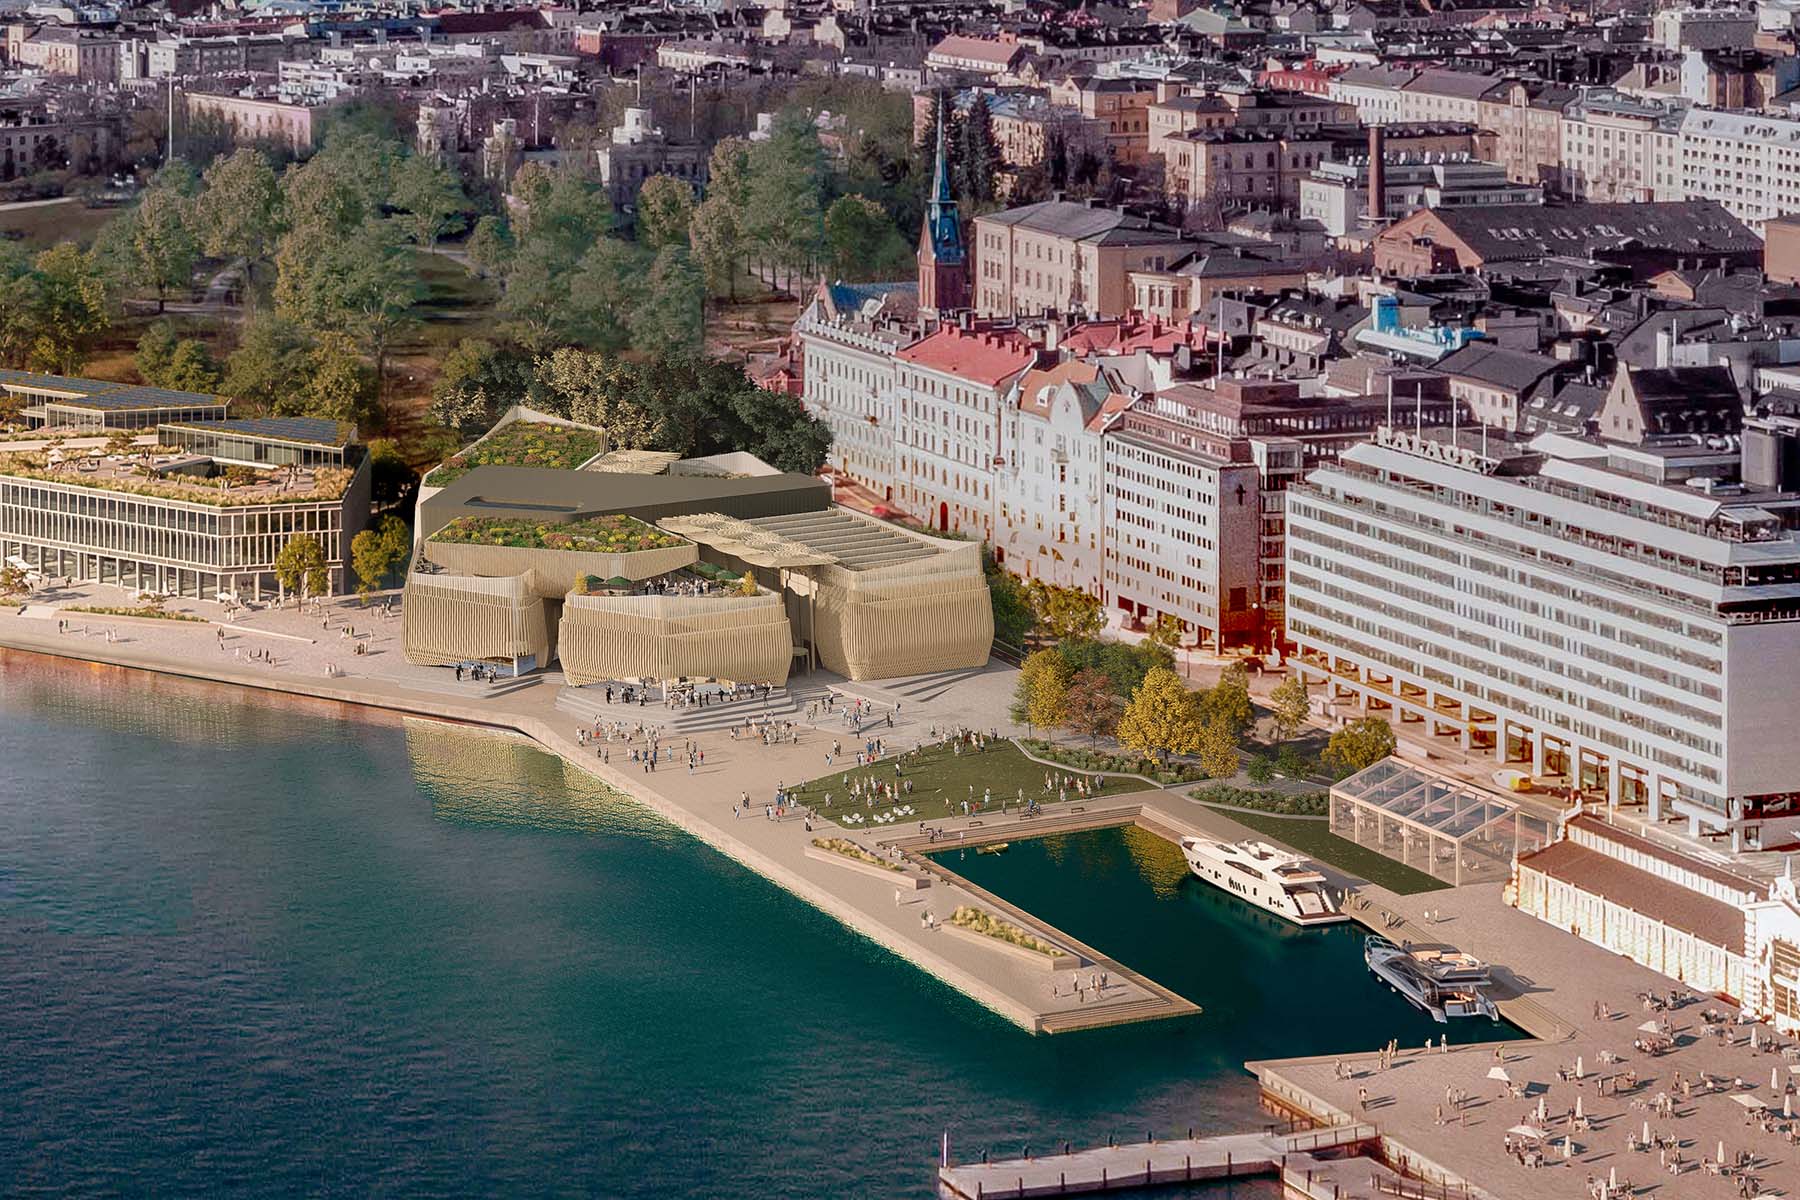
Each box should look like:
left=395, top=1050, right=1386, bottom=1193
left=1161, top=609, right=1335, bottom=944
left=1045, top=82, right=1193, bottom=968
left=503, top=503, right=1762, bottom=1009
left=635, top=174, right=695, bottom=252
left=1011, top=648, right=1062, bottom=726
left=533, top=348, right=666, bottom=449
left=1026, top=653, right=1071, bottom=735
left=1146, top=613, right=1184, bottom=655
left=120, top=181, right=197, bottom=311
left=134, top=320, right=177, bottom=383
left=430, top=338, right=533, bottom=438
left=627, top=245, right=704, bottom=357
left=365, top=439, right=414, bottom=510
left=823, top=194, right=911, bottom=282
left=0, top=563, right=28, bottom=600
left=1324, top=717, right=1396, bottom=777
left=1056, top=637, right=1170, bottom=699
left=1197, top=718, right=1241, bottom=780
left=298, top=332, right=376, bottom=424
left=1269, top=673, right=1312, bottom=743
left=28, top=242, right=112, bottom=375
left=0, top=242, right=42, bottom=368
left=351, top=514, right=410, bottom=600
left=1200, top=661, right=1254, bottom=740
left=959, top=94, right=999, bottom=208
left=465, top=214, right=515, bottom=278
left=1116, top=667, right=1204, bottom=761
left=390, top=153, right=465, bottom=251
left=1063, top=668, right=1117, bottom=743
left=274, top=534, right=330, bottom=604
left=162, top=338, right=221, bottom=394
left=222, top=315, right=311, bottom=414
left=986, top=560, right=1033, bottom=649
left=744, top=110, right=825, bottom=292
left=194, top=149, right=285, bottom=307
left=689, top=195, right=744, bottom=299
left=562, top=238, right=647, bottom=353
left=1029, top=580, right=1103, bottom=642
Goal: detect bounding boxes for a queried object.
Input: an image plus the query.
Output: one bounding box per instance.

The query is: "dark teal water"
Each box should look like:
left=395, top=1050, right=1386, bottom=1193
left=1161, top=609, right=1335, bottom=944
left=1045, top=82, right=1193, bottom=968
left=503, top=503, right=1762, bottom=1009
left=0, top=654, right=1502, bottom=1197
left=935, top=829, right=1522, bottom=1064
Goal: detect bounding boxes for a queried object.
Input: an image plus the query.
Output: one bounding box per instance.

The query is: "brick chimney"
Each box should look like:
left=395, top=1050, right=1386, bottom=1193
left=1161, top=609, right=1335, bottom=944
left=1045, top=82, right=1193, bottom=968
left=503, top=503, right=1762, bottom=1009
left=1367, top=125, right=1387, bottom=223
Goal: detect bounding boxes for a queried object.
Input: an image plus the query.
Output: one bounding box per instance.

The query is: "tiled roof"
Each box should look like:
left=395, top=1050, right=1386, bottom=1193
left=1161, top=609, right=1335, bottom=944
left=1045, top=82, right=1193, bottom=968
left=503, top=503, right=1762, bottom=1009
left=1571, top=816, right=1763, bottom=896
left=927, top=34, right=1023, bottom=66
left=895, top=326, right=1036, bottom=387
left=1519, top=837, right=1747, bottom=956
left=1015, top=360, right=1101, bottom=419
left=1432, top=342, right=1564, bottom=393
left=978, top=200, right=1183, bottom=243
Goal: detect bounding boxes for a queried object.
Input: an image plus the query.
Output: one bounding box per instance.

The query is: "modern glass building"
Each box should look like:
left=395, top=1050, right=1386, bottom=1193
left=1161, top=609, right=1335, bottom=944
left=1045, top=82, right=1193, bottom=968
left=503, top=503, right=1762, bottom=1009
left=0, top=389, right=371, bottom=598
left=5, top=371, right=228, bottom=430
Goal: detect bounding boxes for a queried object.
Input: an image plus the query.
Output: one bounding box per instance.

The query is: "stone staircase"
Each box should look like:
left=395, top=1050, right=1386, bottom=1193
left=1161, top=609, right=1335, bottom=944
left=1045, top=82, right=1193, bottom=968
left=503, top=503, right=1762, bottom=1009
left=556, top=684, right=806, bottom=734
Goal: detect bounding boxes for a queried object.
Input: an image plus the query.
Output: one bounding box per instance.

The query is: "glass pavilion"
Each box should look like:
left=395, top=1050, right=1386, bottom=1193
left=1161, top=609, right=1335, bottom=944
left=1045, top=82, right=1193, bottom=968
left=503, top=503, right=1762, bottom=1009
left=1329, top=759, right=1557, bottom=887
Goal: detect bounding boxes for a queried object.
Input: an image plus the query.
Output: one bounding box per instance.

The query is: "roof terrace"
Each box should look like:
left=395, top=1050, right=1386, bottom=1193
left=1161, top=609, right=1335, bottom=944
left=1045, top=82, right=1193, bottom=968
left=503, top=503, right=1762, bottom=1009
left=0, top=445, right=353, bottom=506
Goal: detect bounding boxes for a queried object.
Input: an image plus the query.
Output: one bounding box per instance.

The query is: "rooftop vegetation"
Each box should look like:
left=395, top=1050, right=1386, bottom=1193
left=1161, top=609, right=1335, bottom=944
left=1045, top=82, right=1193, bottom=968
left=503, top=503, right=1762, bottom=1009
left=0, top=449, right=353, bottom=507
left=429, top=514, right=684, bottom=554
left=423, top=422, right=607, bottom=486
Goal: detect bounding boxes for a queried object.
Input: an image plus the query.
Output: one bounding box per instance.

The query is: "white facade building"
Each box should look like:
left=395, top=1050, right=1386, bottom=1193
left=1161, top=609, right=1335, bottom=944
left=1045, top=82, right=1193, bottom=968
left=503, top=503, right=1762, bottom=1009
left=1286, top=427, right=1800, bottom=850
left=1560, top=92, right=1687, bottom=203
left=793, top=282, right=917, bottom=501
left=1678, top=108, right=1800, bottom=233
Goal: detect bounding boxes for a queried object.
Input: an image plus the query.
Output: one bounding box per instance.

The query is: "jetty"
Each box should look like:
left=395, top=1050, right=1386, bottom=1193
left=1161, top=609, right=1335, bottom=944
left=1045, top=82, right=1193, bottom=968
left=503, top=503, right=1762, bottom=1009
left=937, top=1122, right=1383, bottom=1198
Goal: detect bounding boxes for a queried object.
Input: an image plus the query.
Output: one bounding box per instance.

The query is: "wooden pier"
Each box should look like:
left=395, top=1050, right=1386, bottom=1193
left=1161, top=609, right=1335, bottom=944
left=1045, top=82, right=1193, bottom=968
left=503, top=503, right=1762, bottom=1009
left=936, top=1122, right=1379, bottom=1199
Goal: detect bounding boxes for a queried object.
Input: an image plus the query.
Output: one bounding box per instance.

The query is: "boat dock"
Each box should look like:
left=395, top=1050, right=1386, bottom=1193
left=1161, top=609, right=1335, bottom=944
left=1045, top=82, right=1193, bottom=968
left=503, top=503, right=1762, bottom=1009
left=936, top=1122, right=1383, bottom=1199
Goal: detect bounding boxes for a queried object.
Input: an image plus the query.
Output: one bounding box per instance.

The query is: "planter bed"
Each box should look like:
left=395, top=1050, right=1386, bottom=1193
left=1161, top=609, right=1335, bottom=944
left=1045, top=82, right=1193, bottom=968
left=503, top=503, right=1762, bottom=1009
left=805, top=841, right=928, bottom=889
left=941, top=906, right=1075, bottom=971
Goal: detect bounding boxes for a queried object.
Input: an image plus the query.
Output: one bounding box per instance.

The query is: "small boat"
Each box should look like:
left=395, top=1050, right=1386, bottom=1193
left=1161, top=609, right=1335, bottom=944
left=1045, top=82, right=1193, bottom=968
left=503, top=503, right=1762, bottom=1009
left=1364, top=935, right=1499, bottom=1022
left=976, top=842, right=1010, bottom=855
left=1177, top=836, right=1348, bottom=925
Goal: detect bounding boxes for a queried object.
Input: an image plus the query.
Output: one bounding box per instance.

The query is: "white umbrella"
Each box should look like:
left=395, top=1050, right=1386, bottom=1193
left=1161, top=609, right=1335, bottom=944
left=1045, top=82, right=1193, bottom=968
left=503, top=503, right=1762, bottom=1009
left=1717, top=1140, right=1726, bottom=1163
left=1575, top=1096, right=1585, bottom=1121
left=1510, top=1124, right=1549, bottom=1139
left=1609, top=1165, right=1617, bottom=1191
left=1642, top=1119, right=1650, bottom=1143
left=1536, top=1097, right=1548, bottom=1122
left=1638, top=1019, right=1663, bottom=1033
left=1773, top=1066, right=1781, bottom=1092
left=1562, top=1136, right=1573, bottom=1159
left=1489, top=1066, right=1511, bottom=1082
left=1731, top=1094, right=1765, bottom=1110
left=1784, top=1093, right=1792, bottom=1119
left=1577, top=1056, right=1586, bottom=1079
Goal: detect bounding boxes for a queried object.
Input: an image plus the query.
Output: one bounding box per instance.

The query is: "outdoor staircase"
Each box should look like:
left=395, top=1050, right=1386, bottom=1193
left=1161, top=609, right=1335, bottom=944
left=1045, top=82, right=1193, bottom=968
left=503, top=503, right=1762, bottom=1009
left=837, top=666, right=989, bottom=709
left=556, top=684, right=804, bottom=734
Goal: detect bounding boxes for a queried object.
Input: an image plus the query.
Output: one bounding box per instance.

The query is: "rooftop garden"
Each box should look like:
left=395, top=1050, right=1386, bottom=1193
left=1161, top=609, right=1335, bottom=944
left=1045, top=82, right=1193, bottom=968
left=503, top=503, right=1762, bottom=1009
left=0, top=448, right=353, bottom=507
left=424, top=422, right=608, bottom=487
left=429, top=514, right=685, bottom=554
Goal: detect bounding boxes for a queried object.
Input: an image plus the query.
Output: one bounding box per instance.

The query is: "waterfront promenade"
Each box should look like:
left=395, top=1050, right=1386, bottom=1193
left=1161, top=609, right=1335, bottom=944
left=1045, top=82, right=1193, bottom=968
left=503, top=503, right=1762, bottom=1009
left=10, top=588, right=1799, bottom=1200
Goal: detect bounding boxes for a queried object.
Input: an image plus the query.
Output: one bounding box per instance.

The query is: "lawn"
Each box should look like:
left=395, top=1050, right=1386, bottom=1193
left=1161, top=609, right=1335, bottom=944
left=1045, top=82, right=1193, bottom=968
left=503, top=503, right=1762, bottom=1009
left=785, top=738, right=1146, bottom=829
left=423, top=421, right=608, bottom=486
left=1218, top=809, right=1448, bottom=895
left=431, top=514, right=682, bottom=552
left=0, top=197, right=118, bottom=248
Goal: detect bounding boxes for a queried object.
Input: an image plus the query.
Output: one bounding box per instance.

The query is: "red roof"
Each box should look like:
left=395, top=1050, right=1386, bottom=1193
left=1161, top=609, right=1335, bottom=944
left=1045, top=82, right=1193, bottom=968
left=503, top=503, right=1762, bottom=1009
left=1060, top=314, right=1206, bottom=356
left=895, top=326, right=1037, bottom=388
left=1015, top=360, right=1100, bottom=418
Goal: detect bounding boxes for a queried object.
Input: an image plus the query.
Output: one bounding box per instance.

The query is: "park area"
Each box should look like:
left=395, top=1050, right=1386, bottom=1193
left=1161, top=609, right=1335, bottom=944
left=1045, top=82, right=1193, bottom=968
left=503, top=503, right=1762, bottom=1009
left=786, top=738, right=1147, bottom=829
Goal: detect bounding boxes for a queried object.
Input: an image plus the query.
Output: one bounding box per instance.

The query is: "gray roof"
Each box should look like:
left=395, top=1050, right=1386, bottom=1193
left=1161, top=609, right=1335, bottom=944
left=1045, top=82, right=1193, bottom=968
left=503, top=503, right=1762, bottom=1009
left=420, top=464, right=831, bottom=533
left=1432, top=342, right=1565, bottom=393
left=1428, top=202, right=1760, bottom=264
left=978, top=200, right=1183, bottom=243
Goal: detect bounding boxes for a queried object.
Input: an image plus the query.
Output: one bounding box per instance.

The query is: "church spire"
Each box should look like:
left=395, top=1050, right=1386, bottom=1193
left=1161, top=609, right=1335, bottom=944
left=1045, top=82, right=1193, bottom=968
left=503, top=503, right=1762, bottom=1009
left=919, top=92, right=969, bottom=316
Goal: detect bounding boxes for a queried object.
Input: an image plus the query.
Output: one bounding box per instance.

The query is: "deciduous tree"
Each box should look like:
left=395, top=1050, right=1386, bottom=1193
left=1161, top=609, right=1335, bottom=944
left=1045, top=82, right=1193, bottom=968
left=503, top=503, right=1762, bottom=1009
left=1116, top=667, right=1204, bottom=761
left=1026, top=653, right=1072, bottom=735
left=1269, top=673, right=1312, bottom=743
left=390, top=153, right=465, bottom=251
left=28, top=242, right=112, bottom=375
left=627, top=245, right=704, bottom=356
left=1324, top=717, right=1396, bottom=777
left=274, top=534, right=330, bottom=604
left=1197, top=718, right=1241, bottom=780
left=635, top=174, right=695, bottom=252
left=823, top=194, right=911, bottom=281
left=1028, top=580, right=1103, bottom=642
left=533, top=348, right=666, bottom=449
left=194, top=149, right=285, bottom=307
left=350, top=514, right=411, bottom=601
left=1063, top=668, right=1117, bottom=743
left=1201, top=661, right=1254, bottom=740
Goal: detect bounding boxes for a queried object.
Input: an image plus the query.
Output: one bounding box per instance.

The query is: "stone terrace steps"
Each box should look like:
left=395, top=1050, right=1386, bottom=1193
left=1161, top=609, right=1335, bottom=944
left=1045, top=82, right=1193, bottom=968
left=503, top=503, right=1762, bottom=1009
left=555, top=685, right=801, bottom=734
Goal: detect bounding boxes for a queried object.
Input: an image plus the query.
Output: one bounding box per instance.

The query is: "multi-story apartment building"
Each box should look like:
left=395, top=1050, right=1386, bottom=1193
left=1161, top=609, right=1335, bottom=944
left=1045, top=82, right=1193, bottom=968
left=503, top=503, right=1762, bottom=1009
left=1285, top=397, right=1800, bottom=851
left=1327, top=64, right=1416, bottom=125
left=1559, top=91, right=1686, bottom=202
left=1047, top=75, right=1156, bottom=166
left=1104, top=378, right=1453, bottom=649
left=1396, top=69, right=1498, bottom=127
left=1475, top=78, right=1576, bottom=188
left=1, top=392, right=372, bottom=600
left=794, top=281, right=918, bottom=502
left=1678, top=107, right=1800, bottom=233
left=994, top=360, right=1125, bottom=594
left=971, top=200, right=1192, bottom=320
left=892, top=322, right=1038, bottom=538
left=1163, top=127, right=1338, bottom=212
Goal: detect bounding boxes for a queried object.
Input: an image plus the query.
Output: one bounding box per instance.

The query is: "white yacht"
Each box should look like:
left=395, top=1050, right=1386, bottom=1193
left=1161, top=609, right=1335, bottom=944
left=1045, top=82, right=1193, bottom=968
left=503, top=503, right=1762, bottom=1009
left=1364, top=935, right=1500, bottom=1022
left=1177, top=836, right=1348, bottom=925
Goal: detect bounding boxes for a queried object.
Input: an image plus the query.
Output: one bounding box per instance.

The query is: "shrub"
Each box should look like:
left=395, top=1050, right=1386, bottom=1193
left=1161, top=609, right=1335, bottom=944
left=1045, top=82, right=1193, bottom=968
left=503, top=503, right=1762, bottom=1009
left=1245, top=754, right=1274, bottom=784
left=431, top=514, right=684, bottom=554
left=423, top=422, right=608, bottom=486
left=949, top=905, right=1065, bottom=958
left=1190, top=785, right=1329, bottom=816
left=811, top=837, right=900, bottom=871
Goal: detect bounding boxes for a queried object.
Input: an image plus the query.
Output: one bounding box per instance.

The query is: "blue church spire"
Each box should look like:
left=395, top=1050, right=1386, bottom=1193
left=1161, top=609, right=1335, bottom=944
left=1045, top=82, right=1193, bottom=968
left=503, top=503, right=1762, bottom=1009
left=923, top=94, right=966, bottom=268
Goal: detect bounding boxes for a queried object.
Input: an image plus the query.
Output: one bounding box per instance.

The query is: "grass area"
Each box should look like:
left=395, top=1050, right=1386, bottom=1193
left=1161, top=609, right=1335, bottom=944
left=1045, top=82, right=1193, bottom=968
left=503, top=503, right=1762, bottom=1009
left=431, top=514, right=681, bottom=552
left=1019, top=739, right=1206, bottom=786
left=0, top=198, right=118, bottom=249
left=1219, top=809, right=1449, bottom=895
left=423, top=421, right=608, bottom=486
left=949, top=905, right=1066, bottom=958
left=786, top=738, right=1143, bottom=828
